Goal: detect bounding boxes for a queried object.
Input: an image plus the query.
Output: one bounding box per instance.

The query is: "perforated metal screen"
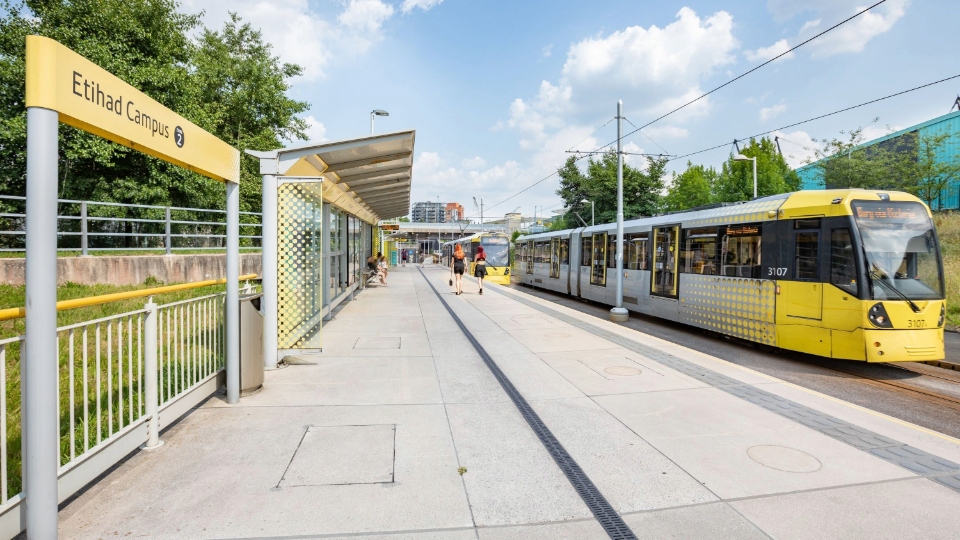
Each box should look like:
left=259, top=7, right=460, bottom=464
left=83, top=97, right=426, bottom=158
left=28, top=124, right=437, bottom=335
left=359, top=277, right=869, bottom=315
left=277, top=182, right=324, bottom=350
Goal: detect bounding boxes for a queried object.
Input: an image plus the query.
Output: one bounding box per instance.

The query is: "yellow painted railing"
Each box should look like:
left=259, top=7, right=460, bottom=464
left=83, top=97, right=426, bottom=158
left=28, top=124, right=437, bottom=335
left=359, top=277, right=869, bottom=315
left=0, top=274, right=258, bottom=322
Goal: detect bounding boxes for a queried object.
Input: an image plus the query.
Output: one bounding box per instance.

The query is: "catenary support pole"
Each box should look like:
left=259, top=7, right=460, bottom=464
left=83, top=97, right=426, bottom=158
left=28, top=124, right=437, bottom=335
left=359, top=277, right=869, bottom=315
left=24, top=106, right=60, bottom=539
left=261, top=175, right=278, bottom=370
left=610, top=100, right=629, bottom=323
left=225, top=181, right=240, bottom=403
left=753, top=156, right=758, bottom=199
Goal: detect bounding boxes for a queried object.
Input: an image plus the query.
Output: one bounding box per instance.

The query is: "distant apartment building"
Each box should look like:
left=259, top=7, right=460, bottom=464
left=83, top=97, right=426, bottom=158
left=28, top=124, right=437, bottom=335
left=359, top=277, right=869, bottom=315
left=445, top=202, right=465, bottom=222
left=412, top=201, right=466, bottom=222
left=411, top=201, right=445, bottom=222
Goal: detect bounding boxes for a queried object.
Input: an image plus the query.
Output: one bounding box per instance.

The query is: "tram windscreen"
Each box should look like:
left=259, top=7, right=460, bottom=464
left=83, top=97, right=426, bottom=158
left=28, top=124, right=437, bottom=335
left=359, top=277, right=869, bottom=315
left=481, top=237, right=510, bottom=266
left=852, top=201, right=943, bottom=300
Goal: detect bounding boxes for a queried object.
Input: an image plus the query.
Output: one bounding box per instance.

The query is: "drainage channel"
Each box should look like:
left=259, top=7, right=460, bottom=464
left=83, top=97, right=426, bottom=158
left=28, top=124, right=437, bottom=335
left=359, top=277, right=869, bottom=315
left=490, top=284, right=960, bottom=494
left=417, top=268, right=637, bottom=540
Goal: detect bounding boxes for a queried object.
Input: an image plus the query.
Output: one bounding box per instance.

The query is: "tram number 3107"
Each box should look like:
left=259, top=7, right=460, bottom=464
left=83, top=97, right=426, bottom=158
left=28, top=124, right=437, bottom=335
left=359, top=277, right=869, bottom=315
left=907, top=319, right=927, bottom=328
left=767, top=267, right=788, bottom=277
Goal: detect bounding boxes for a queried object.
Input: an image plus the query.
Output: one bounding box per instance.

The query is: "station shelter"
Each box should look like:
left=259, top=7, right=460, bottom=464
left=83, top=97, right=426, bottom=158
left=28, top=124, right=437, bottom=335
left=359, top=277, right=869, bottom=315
left=247, top=131, right=414, bottom=368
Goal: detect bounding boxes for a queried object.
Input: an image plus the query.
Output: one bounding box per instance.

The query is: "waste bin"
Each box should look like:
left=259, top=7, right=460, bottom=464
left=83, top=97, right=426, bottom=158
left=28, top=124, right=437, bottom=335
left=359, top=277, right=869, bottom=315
left=239, top=293, right=265, bottom=395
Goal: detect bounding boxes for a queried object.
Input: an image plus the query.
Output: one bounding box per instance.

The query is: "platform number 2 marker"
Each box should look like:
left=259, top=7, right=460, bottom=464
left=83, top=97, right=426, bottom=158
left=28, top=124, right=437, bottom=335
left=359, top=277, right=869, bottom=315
left=174, top=126, right=184, bottom=148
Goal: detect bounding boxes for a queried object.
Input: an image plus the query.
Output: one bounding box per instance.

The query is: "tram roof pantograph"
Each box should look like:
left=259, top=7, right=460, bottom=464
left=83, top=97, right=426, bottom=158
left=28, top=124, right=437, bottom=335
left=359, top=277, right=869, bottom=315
left=247, top=130, right=416, bottom=222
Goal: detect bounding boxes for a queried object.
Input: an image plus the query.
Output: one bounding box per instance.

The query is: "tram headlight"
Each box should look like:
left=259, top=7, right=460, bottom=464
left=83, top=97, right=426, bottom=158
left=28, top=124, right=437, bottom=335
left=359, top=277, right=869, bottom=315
left=939, top=305, right=945, bottom=327
left=504, top=268, right=510, bottom=275
left=868, top=303, right=893, bottom=329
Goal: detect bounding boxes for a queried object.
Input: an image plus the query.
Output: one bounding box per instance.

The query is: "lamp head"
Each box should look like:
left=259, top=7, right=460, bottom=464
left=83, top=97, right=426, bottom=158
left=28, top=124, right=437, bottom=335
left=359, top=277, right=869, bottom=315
left=581, top=199, right=590, bottom=204
left=733, top=154, right=752, bottom=162
left=372, top=109, right=390, bottom=116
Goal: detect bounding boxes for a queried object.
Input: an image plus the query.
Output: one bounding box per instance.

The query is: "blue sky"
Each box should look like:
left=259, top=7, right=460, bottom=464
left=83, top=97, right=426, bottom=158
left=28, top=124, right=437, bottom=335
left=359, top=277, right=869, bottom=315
left=184, top=0, right=957, bottom=220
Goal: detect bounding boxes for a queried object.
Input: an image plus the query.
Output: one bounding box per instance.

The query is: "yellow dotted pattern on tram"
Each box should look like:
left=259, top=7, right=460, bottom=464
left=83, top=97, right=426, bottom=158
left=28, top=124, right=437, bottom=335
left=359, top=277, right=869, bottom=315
left=277, top=182, right=325, bottom=349
left=679, top=275, right=777, bottom=346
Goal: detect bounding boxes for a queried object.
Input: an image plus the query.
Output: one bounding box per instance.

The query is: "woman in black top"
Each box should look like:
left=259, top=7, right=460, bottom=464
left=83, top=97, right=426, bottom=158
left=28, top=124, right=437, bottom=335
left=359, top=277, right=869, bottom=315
left=474, top=245, right=487, bottom=295
left=452, top=244, right=466, bottom=295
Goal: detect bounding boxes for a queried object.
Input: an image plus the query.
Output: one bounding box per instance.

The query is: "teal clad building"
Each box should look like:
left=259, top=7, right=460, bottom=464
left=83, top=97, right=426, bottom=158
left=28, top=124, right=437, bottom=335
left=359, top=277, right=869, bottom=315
left=797, top=110, right=960, bottom=210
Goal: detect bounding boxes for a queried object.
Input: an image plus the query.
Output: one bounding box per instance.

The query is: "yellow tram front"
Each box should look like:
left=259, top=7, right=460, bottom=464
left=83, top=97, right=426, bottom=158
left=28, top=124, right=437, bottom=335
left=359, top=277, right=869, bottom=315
left=443, top=232, right=512, bottom=285
left=772, top=191, right=946, bottom=362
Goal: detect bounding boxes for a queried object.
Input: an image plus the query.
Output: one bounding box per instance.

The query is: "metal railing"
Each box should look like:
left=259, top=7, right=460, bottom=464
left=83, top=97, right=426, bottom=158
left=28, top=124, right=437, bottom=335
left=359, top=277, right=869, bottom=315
left=0, top=195, right=262, bottom=254
left=0, top=280, right=258, bottom=535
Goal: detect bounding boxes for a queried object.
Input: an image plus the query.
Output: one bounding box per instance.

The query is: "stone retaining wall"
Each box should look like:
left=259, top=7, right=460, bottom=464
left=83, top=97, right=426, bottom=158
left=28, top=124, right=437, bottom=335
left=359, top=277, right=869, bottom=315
left=0, top=253, right=262, bottom=286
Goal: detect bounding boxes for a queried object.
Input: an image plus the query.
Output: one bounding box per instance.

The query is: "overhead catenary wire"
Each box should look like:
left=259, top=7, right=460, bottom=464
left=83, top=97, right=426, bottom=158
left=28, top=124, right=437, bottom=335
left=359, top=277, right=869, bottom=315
left=598, top=0, right=890, bottom=150
left=669, top=72, right=960, bottom=162
left=487, top=2, right=886, bottom=212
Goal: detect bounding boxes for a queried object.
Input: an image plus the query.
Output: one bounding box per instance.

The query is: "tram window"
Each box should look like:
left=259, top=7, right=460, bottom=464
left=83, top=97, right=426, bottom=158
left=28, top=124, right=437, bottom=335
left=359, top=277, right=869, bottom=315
left=794, top=218, right=821, bottom=230
left=795, top=232, right=820, bottom=280
left=607, top=235, right=617, bottom=268
left=533, top=242, right=543, bottom=263
left=626, top=233, right=649, bottom=270
left=581, top=237, right=592, bottom=267
left=681, top=228, right=718, bottom=275
left=560, top=239, right=569, bottom=264
left=830, top=228, right=857, bottom=294
left=721, top=234, right=761, bottom=278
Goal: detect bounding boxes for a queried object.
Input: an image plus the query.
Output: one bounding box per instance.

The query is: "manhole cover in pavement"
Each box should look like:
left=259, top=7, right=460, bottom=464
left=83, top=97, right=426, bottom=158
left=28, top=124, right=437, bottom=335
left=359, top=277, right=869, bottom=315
left=354, top=337, right=401, bottom=349
left=544, top=333, right=570, bottom=338
left=747, top=445, right=822, bottom=473
left=280, top=425, right=396, bottom=487
left=603, top=366, right=642, bottom=376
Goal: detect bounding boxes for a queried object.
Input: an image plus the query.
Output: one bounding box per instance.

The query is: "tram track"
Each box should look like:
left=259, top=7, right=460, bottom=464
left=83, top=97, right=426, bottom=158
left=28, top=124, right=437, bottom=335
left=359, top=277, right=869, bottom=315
left=803, top=360, right=960, bottom=411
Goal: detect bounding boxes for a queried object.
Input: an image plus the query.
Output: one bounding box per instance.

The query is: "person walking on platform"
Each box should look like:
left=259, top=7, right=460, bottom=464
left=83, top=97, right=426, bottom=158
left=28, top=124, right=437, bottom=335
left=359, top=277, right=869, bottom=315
left=451, top=243, right=466, bottom=295
left=474, top=245, right=487, bottom=295
left=401, top=249, right=408, bottom=267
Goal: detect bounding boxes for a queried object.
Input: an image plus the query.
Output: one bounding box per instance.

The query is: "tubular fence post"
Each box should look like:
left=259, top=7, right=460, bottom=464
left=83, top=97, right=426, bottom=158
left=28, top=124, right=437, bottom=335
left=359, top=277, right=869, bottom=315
left=164, top=207, right=171, bottom=255
left=225, top=181, right=240, bottom=404
left=80, top=201, right=88, bottom=256
left=143, top=298, right=162, bottom=449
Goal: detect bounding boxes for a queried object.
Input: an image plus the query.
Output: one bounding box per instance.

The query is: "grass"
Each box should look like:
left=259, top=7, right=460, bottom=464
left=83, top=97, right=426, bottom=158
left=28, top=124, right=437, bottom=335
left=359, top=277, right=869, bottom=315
left=0, top=278, right=258, bottom=499
left=934, top=212, right=960, bottom=330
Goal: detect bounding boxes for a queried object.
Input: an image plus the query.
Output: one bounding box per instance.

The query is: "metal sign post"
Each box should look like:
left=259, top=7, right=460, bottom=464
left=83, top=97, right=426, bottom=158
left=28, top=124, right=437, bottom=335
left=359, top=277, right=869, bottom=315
left=23, top=36, right=241, bottom=537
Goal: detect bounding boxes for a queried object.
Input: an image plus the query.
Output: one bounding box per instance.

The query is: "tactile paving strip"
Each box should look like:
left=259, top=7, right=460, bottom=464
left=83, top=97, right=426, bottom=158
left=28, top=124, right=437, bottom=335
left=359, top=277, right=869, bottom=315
left=491, top=285, right=960, bottom=494
left=417, top=269, right=637, bottom=540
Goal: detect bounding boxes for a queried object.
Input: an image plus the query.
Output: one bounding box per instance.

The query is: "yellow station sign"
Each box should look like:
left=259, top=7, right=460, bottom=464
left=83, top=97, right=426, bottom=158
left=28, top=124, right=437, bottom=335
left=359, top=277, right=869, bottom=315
left=25, top=35, right=239, bottom=183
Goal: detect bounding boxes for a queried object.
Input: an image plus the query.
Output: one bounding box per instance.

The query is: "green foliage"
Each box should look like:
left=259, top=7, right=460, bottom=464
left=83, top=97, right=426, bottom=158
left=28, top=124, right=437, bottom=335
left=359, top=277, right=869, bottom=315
left=809, top=123, right=960, bottom=210
left=0, top=1, right=307, bottom=219
left=663, top=162, right=717, bottom=212
left=510, top=230, right=521, bottom=242
left=554, top=152, right=667, bottom=229
left=714, top=137, right=801, bottom=202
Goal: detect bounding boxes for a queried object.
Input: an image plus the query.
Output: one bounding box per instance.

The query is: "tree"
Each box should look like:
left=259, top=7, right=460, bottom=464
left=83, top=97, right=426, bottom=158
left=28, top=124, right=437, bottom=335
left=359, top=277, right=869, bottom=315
left=554, top=152, right=667, bottom=229
left=193, top=13, right=309, bottom=214
left=663, top=162, right=716, bottom=212
left=714, top=137, right=800, bottom=202
left=809, top=126, right=903, bottom=191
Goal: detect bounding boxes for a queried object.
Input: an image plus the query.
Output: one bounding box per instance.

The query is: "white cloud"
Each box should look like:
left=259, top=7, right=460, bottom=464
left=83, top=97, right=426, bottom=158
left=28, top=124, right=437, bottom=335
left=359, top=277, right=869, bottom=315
left=861, top=124, right=902, bottom=141
left=744, top=39, right=794, bottom=62
left=759, top=102, right=788, bottom=122
left=339, top=0, right=395, bottom=32
left=644, top=125, right=689, bottom=140
left=767, top=0, right=909, bottom=57
left=542, top=44, right=553, bottom=58
left=461, top=156, right=487, bottom=169
left=401, top=0, right=443, bottom=13
left=772, top=130, right=819, bottom=168
left=302, top=115, right=328, bottom=143
left=560, top=7, right=738, bottom=114
left=181, top=0, right=398, bottom=81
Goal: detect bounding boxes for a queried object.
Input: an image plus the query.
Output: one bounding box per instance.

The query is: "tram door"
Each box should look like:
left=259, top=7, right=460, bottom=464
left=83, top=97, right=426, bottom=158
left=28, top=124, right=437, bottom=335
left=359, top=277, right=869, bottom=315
left=526, top=241, right=534, bottom=274
left=550, top=238, right=560, bottom=278
left=590, top=233, right=607, bottom=286
left=652, top=226, right=679, bottom=296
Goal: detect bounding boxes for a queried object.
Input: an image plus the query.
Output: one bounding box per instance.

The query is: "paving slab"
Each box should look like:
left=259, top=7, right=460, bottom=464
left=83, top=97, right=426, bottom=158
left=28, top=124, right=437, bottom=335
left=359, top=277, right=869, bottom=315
left=477, top=519, right=608, bottom=539
left=622, top=502, right=769, bottom=539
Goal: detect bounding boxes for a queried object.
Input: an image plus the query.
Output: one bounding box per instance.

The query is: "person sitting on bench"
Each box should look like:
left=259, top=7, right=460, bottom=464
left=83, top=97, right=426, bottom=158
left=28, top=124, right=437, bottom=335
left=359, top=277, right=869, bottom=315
left=366, top=254, right=385, bottom=285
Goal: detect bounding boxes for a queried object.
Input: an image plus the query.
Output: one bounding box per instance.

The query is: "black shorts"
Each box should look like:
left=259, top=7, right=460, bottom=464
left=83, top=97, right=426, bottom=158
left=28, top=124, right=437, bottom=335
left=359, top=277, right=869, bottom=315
left=453, top=261, right=465, bottom=275
left=474, top=263, right=487, bottom=278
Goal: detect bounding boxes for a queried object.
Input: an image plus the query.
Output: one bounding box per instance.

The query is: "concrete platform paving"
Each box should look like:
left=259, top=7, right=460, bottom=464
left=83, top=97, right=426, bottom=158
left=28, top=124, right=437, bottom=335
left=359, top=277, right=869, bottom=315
left=57, top=265, right=960, bottom=539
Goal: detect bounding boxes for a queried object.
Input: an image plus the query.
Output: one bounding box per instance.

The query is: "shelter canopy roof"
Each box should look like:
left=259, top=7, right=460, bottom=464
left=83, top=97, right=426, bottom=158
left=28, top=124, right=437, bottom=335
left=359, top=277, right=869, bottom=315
left=247, top=130, right=415, bottom=222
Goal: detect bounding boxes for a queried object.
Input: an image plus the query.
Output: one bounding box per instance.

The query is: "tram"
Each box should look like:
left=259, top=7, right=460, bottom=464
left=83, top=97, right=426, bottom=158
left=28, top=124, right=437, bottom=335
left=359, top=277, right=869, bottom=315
left=515, top=189, right=946, bottom=362
left=442, top=232, right=512, bottom=285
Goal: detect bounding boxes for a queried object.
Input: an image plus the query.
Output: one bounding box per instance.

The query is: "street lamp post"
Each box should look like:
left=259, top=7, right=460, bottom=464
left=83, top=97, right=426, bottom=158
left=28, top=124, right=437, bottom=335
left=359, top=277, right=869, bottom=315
left=581, top=199, right=594, bottom=227
left=610, top=100, right=629, bottom=323
left=734, top=153, right=758, bottom=199
left=370, top=109, right=389, bottom=135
